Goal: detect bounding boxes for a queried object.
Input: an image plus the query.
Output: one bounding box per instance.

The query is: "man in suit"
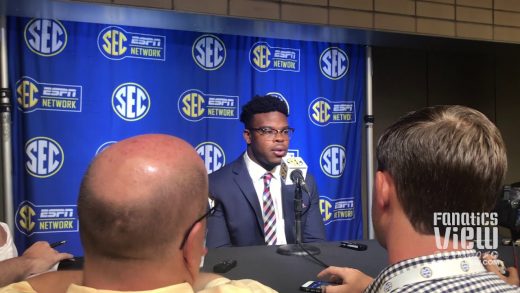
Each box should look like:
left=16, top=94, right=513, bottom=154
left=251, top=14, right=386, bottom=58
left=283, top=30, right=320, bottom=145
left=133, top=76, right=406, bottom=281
left=207, top=95, right=326, bottom=247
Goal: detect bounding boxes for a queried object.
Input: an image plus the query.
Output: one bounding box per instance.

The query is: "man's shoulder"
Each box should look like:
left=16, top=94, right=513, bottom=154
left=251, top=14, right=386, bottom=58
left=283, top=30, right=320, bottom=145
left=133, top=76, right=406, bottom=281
left=27, top=270, right=82, bottom=293
left=0, top=281, right=36, bottom=293
left=368, top=255, right=520, bottom=293
left=209, top=157, right=243, bottom=180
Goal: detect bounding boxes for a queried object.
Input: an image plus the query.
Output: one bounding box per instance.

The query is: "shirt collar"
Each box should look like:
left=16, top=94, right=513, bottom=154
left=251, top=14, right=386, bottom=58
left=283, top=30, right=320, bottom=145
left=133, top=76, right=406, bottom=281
left=365, top=250, right=480, bottom=293
left=243, top=152, right=280, bottom=181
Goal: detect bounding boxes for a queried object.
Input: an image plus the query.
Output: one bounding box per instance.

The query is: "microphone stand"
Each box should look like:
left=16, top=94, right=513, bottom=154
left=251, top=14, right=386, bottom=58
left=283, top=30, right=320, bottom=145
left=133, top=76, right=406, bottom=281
left=277, top=177, right=321, bottom=256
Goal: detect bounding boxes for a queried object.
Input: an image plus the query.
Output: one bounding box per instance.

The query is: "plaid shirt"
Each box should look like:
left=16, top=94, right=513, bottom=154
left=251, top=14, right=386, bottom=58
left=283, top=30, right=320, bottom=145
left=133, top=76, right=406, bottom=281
left=365, top=250, right=520, bottom=293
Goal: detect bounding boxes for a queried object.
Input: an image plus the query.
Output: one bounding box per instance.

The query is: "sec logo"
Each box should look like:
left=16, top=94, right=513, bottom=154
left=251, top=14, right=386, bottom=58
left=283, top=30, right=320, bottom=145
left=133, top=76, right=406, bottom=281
left=196, top=142, right=225, bottom=174
left=309, top=98, right=331, bottom=126
left=320, top=145, right=346, bottom=178
left=320, top=47, right=348, bottom=80
left=25, top=137, right=64, bottom=178
left=25, top=19, right=67, bottom=57
left=98, top=26, right=128, bottom=58
left=17, top=203, right=36, bottom=234
left=16, top=77, right=39, bottom=111
left=192, top=34, right=226, bottom=70
left=180, top=90, right=205, bottom=120
left=251, top=43, right=271, bottom=69
left=319, top=198, right=333, bottom=222
left=112, top=82, right=151, bottom=121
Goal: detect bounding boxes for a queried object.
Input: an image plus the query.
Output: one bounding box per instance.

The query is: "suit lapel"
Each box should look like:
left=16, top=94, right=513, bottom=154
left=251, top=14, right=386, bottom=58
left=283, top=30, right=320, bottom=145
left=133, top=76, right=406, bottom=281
left=232, top=158, right=264, bottom=234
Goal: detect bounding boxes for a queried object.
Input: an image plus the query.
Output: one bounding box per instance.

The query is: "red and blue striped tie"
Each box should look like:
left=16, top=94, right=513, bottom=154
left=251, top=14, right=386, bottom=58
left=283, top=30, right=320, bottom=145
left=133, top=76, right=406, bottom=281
left=262, top=172, right=277, bottom=245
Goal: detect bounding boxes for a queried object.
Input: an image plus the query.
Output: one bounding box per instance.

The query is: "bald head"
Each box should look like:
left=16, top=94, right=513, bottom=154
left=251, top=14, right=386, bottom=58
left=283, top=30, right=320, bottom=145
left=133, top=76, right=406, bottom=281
left=78, top=134, right=208, bottom=259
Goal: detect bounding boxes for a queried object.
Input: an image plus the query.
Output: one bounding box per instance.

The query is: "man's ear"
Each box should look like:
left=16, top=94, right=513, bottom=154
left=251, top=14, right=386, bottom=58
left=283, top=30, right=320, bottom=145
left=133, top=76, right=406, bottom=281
left=374, top=170, right=396, bottom=209
left=243, top=129, right=252, bottom=145
left=182, top=222, right=206, bottom=276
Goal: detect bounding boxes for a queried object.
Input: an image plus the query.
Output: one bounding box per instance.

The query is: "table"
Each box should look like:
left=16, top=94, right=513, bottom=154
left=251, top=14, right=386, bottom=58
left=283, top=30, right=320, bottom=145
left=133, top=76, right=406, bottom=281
left=201, top=241, right=387, bottom=293
left=59, top=240, right=517, bottom=293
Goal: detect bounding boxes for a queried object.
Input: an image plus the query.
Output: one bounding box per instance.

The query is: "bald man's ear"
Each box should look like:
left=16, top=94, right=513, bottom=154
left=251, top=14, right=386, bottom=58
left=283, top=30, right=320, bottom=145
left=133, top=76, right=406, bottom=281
left=182, top=222, right=206, bottom=275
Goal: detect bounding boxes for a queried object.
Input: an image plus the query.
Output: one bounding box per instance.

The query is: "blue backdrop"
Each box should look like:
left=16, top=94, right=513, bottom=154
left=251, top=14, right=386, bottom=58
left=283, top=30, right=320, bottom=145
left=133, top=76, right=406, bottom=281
left=7, top=13, right=365, bottom=256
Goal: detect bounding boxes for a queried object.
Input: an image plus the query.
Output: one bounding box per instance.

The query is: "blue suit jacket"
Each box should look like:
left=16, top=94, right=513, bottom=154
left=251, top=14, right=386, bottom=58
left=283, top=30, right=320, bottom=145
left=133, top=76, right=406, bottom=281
left=206, top=156, right=326, bottom=247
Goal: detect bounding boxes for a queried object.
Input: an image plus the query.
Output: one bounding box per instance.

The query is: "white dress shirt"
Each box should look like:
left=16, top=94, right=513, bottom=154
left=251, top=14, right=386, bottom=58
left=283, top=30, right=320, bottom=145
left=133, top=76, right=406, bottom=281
left=243, top=152, right=287, bottom=245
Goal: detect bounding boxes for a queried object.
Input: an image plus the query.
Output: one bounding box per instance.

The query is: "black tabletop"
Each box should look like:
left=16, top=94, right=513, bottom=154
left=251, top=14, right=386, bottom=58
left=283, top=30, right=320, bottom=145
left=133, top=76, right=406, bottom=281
left=201, top=240, right=387, bottom=293
left=59, top=240, right=518, bottom=293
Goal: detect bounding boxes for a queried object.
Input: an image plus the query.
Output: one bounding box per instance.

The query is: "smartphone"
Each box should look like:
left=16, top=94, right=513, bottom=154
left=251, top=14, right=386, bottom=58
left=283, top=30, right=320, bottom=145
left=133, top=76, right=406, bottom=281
left=300, top=281, right=333, bottom=292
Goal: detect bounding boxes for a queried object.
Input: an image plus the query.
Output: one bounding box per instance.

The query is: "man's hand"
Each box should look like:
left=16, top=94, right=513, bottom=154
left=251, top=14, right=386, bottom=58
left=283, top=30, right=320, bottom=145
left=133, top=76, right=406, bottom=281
left=21, top=241, right=74, bottom=276
left=0, top=241, right=74, bottom=287
left=482, top=253, right=519, bottom=287
left=317, top=266, right=373, bottom=293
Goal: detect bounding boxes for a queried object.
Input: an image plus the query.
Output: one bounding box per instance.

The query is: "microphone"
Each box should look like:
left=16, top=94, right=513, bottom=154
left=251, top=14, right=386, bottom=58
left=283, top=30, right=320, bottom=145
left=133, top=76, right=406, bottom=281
left=277, top=156, right=320, bottom=256
left=290, top=169, right=309, bottom=194
left=280, top=156, right=308, bottom=193
left=290, top=169, right=304, bottom=183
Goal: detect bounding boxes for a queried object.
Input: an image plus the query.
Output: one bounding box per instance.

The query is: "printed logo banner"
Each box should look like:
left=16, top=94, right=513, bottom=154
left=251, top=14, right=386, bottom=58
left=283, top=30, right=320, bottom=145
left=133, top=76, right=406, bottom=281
left=8, top=14, right=364, bottom=255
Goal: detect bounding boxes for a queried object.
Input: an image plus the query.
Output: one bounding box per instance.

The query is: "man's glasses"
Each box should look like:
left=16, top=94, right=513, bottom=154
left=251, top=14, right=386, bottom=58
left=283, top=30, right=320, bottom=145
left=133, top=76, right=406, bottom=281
left=249, top=127, right=295, bottom=139
left=179, top=198, right=218, bottom=249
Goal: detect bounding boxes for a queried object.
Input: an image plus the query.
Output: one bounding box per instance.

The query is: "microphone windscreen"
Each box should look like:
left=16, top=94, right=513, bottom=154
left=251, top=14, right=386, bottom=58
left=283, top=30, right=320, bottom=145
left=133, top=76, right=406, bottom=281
left=280, top=156, right=308, bottom=185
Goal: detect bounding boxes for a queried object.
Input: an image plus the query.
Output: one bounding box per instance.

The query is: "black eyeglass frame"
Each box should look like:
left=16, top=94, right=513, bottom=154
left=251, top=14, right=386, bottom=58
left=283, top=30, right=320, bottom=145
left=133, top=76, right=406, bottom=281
left=248, top=127, right=295, bottom=138
left=179, top=200, right=218, bottom=249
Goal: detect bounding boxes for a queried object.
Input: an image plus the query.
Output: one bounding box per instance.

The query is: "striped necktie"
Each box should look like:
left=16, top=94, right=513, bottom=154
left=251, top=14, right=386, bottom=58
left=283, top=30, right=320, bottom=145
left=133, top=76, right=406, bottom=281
left=262, top=172, right=277, bottom=245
